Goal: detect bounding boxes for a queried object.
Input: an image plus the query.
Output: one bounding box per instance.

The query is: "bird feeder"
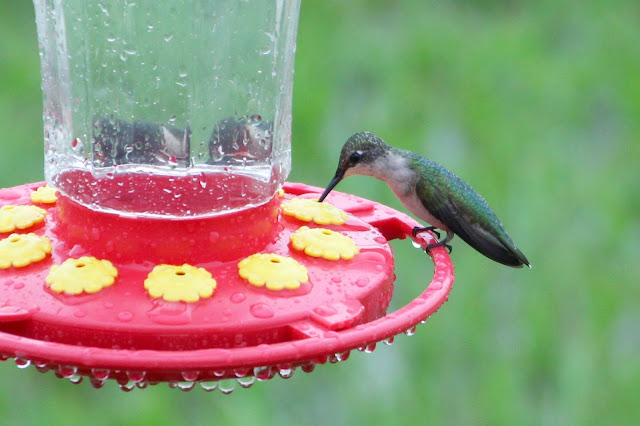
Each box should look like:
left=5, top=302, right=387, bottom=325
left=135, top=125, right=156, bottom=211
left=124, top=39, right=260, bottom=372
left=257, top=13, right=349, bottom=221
left=0, top=1, right=454, bottom=392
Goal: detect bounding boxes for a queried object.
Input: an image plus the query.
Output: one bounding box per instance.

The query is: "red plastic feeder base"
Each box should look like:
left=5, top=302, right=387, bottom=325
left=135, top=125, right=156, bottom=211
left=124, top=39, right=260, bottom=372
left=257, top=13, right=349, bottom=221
left=0, top=181, right=454, bottom=391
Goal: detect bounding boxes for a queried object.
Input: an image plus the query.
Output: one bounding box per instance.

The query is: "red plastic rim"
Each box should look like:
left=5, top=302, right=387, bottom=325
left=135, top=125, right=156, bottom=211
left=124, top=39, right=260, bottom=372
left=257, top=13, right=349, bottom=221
left=0, top=182, right=454, bottom=389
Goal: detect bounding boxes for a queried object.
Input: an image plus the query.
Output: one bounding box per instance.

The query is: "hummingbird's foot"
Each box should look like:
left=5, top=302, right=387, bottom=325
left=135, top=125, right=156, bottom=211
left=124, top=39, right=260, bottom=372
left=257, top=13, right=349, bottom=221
left=425, top=240, right=453, bottom=254
left=412, top=225, right=440, bottom=239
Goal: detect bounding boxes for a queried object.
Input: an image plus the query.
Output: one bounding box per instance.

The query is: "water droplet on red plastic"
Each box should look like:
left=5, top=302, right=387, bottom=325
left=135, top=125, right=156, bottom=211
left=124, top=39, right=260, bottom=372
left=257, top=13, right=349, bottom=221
left=91, top=368, right=110, bottom=381
left=58, top=365, right=78, bottom=378
left=331, top=276, right=342, bottom=283
left=237, top=376, right=255, bottom=388
left=250, top=303, right=274, bottom=318
left=374, top=236, right=387, bottom=244
left=177, top=381, right=196, bottom=391
left=336, top=350, right=350, bottom=361
left=404, top=326, right=417, bottom=336
left=278, top=364, right=294, bottom=379
left=117, top=311, right=133, bottom=322
left=301, top=363, right=316, bottom=373
left=313, top=305, right=337, bottom=317
left=254, top=366, right=274, bottom=381
left=181, top=371, right=199, bottom=382
left=229, top=293, right=247, bottom=303
left=355, top=277, right=369, bottom=287
left=199, top=381, right=218, bottom=391
left=218, top=379, right=236, bottom=394
left=126, top=371, right=146, bottom=383
left=73, top=309, right=86, bottom=318
left=14, top=357, right=31, bottom=369
left=384, top=336, right=395, bottom=345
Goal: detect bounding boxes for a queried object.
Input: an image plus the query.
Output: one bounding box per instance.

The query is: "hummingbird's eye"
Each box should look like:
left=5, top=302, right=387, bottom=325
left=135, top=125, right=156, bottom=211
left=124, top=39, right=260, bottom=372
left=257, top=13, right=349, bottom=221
left=349, top=151, right=362, bottom=164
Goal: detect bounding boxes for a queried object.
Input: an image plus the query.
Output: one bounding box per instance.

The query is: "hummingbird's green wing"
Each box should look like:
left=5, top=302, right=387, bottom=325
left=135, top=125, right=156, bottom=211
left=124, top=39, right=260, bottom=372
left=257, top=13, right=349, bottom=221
left=415, top=171, right=529, bottom=268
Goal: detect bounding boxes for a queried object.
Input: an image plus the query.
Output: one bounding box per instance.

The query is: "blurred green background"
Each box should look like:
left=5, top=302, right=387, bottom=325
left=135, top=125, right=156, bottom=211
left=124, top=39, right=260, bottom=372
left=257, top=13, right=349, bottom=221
left=1, top=0, right=639, bottom=424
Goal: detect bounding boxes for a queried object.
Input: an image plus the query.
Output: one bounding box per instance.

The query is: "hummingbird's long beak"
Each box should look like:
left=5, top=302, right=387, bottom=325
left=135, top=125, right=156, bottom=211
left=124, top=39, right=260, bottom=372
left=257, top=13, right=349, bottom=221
left=318, top=171, right=344, bottom=202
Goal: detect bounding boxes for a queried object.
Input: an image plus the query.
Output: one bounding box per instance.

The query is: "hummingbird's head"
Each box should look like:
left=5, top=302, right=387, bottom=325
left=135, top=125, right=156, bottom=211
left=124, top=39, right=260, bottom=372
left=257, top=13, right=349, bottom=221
left=318, top=132, right=390, bottom=202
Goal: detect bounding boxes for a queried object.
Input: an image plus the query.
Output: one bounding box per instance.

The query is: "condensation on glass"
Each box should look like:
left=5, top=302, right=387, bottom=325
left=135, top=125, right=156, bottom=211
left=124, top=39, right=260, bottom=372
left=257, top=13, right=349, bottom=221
left=33, top=0, right=300, bottom=218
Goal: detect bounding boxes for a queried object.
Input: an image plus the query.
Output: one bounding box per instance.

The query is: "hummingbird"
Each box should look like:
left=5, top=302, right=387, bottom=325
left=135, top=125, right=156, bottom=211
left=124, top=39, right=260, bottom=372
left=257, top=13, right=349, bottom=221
left=318, top=132, right=531, bottom=268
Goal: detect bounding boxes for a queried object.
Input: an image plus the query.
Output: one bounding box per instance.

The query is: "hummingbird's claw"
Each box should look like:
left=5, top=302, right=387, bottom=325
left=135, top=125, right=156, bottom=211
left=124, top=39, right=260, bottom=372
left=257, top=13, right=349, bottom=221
left=425, top=240, right=453, bottom=255
left=412, top=225, right=441, bottom=239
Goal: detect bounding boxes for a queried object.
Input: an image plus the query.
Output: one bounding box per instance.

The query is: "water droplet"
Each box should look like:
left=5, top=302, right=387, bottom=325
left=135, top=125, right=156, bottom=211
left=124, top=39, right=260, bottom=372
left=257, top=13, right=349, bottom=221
left=68, top=374, right=83, bottom=384
left=278, top=364, right=295, bottom=379
left=250, top=303, right=274, bottom=319
left=331, top=276, right=342, bottom=283
left=355, top=277, right=369, bottom=287
left=384, top=336, right=395, bottom=345
left=237, top=375, right=255, bottom=388
left=34, top=360, right=49, bottom=372
left=301, top=363, right=316, bottom=373
left=313, top=306, right=337, bottom=317
left=126, top=371, right=146, bottom=383
left=73, top=309, right=86, bottom=318
left=404, top=326, right=417, bottom=336
left=217, top=379, right=236, bottom=394
left=117, top=311, right=133, bottom=322
left=230, top=292, right=246, bottom=303
left=58, top=365, right=78, bottom=378
left=254, top=366, right=274, bottom=381
left=14, top=357, right=31, bottom=369
left=233, top=367, right=250, bottom=378
left=199, top=381, right=218, bottom=391
left=213, top=369, right=226, bottom=378
left=181, top=371, right=199, bottom=382
left=91, top=368, right=110, bottom=381
left=164, top=33, right=174, bottom=42
left=119, top=382, right=136, bottom=392
left=177, top=381, right=196, bottom=391
left=411, top=240, right=422, bottom=249
left=335, top=350, right=351, bottom=362
left=363, top=342, right=376, bottom=353
left=90, top=376, right=106, bottom=388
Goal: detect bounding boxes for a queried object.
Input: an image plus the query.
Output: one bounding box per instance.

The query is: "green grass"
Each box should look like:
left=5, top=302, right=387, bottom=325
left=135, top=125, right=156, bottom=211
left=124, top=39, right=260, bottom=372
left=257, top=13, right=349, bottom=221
left=1, top=1, right=639, bottom=424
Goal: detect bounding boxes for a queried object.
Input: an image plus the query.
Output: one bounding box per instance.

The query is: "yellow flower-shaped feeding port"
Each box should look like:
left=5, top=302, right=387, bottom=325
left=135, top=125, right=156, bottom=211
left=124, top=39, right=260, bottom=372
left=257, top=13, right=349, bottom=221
left=0, top=233, right=52, bottom=269
left=281, top=198, right=348, bottom=225
left=0, top=205, right=47, bottom=233
left=46, top=256, right=118, bottom=295
left=144, top=264, right=217, bottom=303
left=238, top=253, right=308, bottom=291
left=290, top=226, right=360, bottom=261
left=30, top=185, right=58, bottom=204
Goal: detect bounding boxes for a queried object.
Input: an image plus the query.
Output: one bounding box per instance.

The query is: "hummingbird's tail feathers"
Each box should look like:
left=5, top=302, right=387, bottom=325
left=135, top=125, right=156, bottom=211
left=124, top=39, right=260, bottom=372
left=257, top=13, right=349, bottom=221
left=450, top=220, right=530, bottom=268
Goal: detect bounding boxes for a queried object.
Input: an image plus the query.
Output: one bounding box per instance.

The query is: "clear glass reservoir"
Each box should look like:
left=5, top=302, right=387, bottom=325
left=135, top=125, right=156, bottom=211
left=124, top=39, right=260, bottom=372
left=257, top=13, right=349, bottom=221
left=34, top=0, right=300, bottom=218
